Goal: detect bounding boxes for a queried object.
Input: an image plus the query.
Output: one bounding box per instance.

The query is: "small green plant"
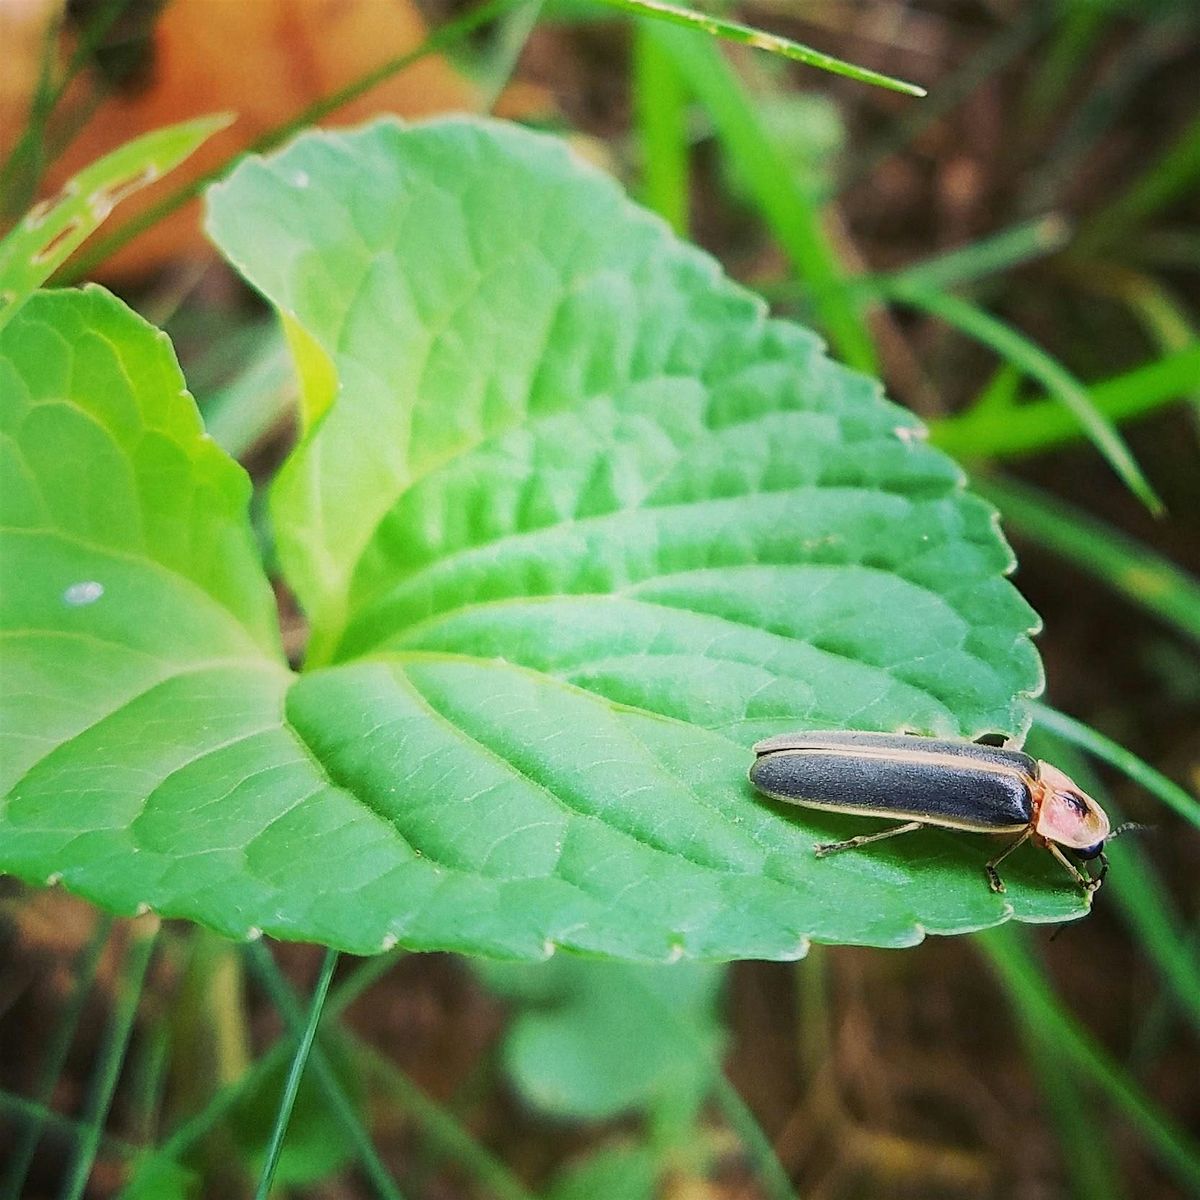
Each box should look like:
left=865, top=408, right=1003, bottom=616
left=2, top=3, right=1197, bottom=1197
left=0, top=117, right=1090, bottom=963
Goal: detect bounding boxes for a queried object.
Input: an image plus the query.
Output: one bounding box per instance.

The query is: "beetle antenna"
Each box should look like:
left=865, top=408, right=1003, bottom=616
left=1108, top=821, right=1153, bottom=842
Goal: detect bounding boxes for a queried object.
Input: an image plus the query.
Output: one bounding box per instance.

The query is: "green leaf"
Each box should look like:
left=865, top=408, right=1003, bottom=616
left=1, top=120, right=1086, bottom=961
left=480, top=958, right=722, bottom=1119
left=0, top=116, right=230, bottom=333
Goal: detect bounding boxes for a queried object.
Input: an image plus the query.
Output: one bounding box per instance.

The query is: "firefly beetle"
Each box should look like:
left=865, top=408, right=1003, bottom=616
left=749, top=730, right=1123, bottom=894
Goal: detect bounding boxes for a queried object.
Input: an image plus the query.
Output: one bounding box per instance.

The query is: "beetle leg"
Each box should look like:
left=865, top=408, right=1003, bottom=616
left=984, top=828, right=1034, bottom=894
left=814, top=820, right=923, bottom=859
left=1047, top=842, right=1102, bottom=892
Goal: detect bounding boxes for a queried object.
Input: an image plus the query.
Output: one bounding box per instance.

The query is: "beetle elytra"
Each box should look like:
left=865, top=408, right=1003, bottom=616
left=749, top=730, right=1121, bottom=894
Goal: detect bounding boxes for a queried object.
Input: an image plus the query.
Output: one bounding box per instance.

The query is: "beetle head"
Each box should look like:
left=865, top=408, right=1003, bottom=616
left=1033, top=762, right=1111, bottom=851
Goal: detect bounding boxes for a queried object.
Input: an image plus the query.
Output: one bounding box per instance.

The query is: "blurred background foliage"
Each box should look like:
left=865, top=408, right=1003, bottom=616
left=0, top=0, right=1197, bottom=1196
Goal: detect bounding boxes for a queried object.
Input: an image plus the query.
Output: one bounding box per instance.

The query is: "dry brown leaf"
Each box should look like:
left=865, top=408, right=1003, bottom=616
left=6, top=0, right=547, bottom=278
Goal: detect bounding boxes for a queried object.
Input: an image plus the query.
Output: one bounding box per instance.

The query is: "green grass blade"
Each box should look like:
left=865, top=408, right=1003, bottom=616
left=1018, top=1021, right=1122, bottom=1200
left=1026, top=729, right=1200, bottom=1040
left=931, top=343, right=1200, bottom=458
left=880, top=216, right=1070, bottom=293
left=1020, top=2, right=1111, bottom=130
left=0, top=1091, right=138, bottom=1162
left=979, top=925, right=1200, bottom=1195
left=633, top=20, right=690, bottom=233
left=1032, top=704, right=1200, bottom=832
left=708, top=1071, right=797, bottom=1200
left=58, top=0, right=526, bottom=283
left=886, top=284, right=1163, bottom=513
left=656, top=23, right=877, bottom=373
left=118, top=951, right=403, bottom=1194
left=1076, top=109, right=1200, bottom=255
left=252, top=947, right=339, bottom=1200
left=60, top=920, right=158, bottom=1200
left=196, top=328, right=296, bottom=461
left=477, top=0, right=545, bottom=114
left=976, top=475, right=1200, bottom=647
left=597, top=0, right=923, bottom=95
left=246, top=944, right=407, bottom=1200
left=840, top=7, right=1044, bottom=194
left=353, top=1041, right=539, bottom=1200
left=1, top=916, right=114, bottom=1200
left=0, top=0, right=139, bottom=217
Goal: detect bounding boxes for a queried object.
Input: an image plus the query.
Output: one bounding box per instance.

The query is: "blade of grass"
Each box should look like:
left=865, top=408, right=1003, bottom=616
left=623, top=974, right=797, bottom=1200
left=58, top=0, right=527, bottom=283
left=1026, top=728, right=1200, bottom=1040
left=1023, top=13, right=1194, bottom=217
left=0, top=0, right=143, bottom=217
left=1076, top=108, right=1200, bottom=257
left=976, top=475, right=1200, bottom=648
left=1069, top=263, right=1200, bottom=419
left=0, top=1091, right=138, bottom=1161
left=118, top=949, right=404, bottom=1193
left=839, top=6, right=1043, bottom=194
left=1031, top=704, right=1200, bottom=833
left=879, top=216, right=1071, bottom=294
left=60, top=918, right=159, bottom=1200
left=252, top=947, right=340, bottom=1200
left=656, top=22, right=877, bottom=374
left=597, top=0, right=923, bottom=95
left=884, top=284, right=1163, bottom=513
left=0, top=0, right=65, bottom=217
left=931, top=343, right=1200, bottom=458
left=351, top=1040, right=540, bottom=1200
left=978, top=925, right=1200, bottom=1195
left=1019, top=1, right=1111, bottom=130
left=708, top=1070, right=797, bottom=1200
left=1018, top=1021, right=1122, bottom=1200
left=196, top=328, right=296, bottom=460
left=477, top=0, right=545, bottom=114
left=633, top=19, right=690, bottom=234
left=1130, top=922, right=1200, bottom=1076
left=971, top=364, right=1023, bottom=417
left=245, top=944, right=406, bottom=1200
left=1130, top=228, right=1200, bottom=273
left=1, top=916, right=114, bottom=1200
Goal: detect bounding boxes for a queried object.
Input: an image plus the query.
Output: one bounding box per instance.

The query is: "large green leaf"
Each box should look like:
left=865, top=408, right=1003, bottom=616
left=0, top=119, right=1086, bottom=959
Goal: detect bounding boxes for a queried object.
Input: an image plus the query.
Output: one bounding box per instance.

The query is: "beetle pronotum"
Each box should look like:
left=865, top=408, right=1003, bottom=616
left=749, top=730, right=1123, bottom=893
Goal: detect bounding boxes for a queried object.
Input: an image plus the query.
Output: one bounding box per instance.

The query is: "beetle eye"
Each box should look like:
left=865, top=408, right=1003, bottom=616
left=1076, top=841, right=1105, bottom=860
left=1057, top=790, right=1089, bottom=816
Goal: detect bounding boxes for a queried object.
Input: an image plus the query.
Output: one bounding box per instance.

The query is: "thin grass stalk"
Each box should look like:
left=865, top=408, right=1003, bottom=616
left=1, top=915, right=114, bottom=1199
left=979, top=925, right=1200, bottom=1194
left=931, top=343, right=1200, bottom=458
left=598, top=0, right=923, bottom=95
left=977, top=476, right=1200, bottom=648
left=882, top=283, right=1162, bottom=512
left=655, top=23, right=877, bottom=374
left=251, top=946, right=339, bottom=1200
left=59, top=918, right=158, bottom=1200
left=633, top=20, right=690, bottom=234
left=246, top=943, right=406, bottom=1200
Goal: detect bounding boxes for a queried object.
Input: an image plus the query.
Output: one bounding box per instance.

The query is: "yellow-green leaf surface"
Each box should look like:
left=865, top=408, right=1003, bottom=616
left=0, top=119, right=1084, bottom=960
